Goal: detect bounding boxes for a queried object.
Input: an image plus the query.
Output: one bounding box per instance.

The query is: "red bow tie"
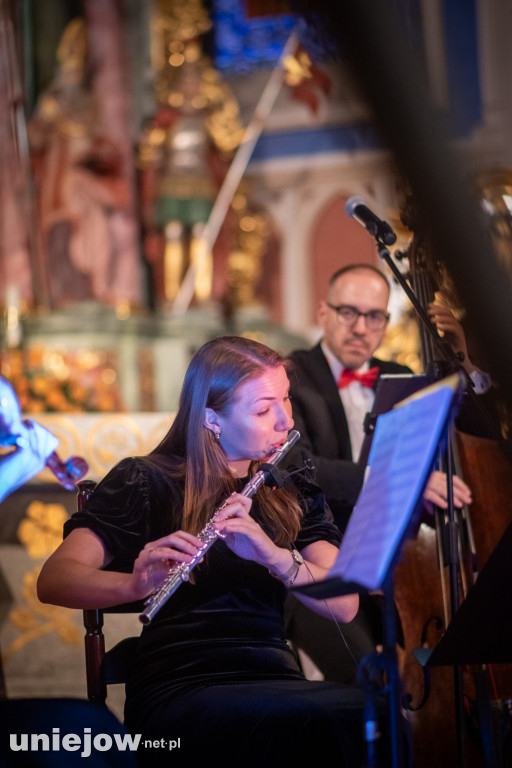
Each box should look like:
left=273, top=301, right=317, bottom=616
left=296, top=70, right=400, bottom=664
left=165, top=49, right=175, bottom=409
left=337, top=366, right=379, bottom=390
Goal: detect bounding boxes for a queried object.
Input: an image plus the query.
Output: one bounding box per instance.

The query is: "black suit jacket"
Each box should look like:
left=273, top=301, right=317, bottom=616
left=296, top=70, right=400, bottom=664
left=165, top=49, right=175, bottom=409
left=287, top=343, right=411, bottom=532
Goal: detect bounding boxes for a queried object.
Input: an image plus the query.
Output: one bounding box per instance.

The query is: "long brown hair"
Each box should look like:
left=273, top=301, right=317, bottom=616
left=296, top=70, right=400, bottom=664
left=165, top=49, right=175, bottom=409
left=150, top=336, right=302, bottom=545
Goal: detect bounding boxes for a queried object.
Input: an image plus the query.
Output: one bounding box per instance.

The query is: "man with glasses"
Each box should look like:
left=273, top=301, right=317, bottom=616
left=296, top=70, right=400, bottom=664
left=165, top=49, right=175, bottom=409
left=285, top=263, right=473, bottom=685
left=289, top=263, right=472, bottom=532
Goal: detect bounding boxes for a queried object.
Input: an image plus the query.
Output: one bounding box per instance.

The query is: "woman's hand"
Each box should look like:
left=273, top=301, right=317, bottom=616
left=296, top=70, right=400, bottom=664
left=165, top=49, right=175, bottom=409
left=213, top=492, right=281, bottom=567
left=131, top=531, right=203, bottom=600
left=214, top=495, right=359, bottom=622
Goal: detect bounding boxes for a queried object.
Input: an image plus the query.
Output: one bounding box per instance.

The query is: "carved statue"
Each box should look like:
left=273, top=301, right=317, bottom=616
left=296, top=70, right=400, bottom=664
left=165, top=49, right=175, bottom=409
left=29, top=18, right=137, bottom=308
left=138, top=1, right=244, bottom=307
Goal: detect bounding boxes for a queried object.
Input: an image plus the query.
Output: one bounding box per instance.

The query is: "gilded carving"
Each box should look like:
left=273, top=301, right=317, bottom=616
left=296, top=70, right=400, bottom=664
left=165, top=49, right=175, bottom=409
left=17, top=500, right=68, bottom=559
left=85, top=415, right=144, bottom=476
left=3, top=501, right=81, bottom=666
left=5, top=567, right=80, bottom=662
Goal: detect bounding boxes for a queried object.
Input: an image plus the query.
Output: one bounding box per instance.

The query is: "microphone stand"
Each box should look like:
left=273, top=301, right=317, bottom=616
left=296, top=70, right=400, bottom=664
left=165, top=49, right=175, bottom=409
left=375, top=239, right=486, bottom=768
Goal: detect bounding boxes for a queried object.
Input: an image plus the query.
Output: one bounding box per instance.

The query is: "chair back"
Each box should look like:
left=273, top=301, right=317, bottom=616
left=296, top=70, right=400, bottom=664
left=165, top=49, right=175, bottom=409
left=78, top=480, right=140, bottom=703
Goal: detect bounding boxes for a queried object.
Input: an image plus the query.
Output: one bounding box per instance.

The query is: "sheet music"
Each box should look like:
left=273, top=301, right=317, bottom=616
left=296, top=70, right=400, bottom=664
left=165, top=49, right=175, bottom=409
left=328, top=376, right=460, bottom=590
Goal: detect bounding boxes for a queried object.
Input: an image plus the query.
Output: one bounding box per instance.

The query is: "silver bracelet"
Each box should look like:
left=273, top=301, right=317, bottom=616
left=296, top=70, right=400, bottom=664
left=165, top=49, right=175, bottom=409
left=268, top=548, right=304, bottom=587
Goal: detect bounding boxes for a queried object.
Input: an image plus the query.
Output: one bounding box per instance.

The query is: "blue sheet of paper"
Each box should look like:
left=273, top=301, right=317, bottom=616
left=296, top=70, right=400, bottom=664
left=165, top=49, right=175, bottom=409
left=328, top=374, right=460, bottom=590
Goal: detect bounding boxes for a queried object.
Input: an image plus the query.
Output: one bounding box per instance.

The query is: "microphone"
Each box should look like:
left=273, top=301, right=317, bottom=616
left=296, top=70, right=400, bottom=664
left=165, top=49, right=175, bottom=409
left=345, top=196, right=397, bottom=246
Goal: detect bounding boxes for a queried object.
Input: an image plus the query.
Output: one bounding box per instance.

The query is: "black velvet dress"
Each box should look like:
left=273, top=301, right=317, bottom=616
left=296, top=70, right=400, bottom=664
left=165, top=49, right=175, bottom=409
left=64, top=457, right=375, bottom=767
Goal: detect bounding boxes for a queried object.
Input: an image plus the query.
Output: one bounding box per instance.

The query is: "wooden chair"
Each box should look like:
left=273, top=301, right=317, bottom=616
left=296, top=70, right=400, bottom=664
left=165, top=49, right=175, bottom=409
left=78, top=480, right=141, bottom=704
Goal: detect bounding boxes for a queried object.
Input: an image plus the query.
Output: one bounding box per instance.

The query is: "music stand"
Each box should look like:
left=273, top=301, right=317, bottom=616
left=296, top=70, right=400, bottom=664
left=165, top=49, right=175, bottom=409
left=293, top=373, right=464, bottom=768
left=422, top=521, right=512, bottom=667
left=411, top=521, right=512, bottom=768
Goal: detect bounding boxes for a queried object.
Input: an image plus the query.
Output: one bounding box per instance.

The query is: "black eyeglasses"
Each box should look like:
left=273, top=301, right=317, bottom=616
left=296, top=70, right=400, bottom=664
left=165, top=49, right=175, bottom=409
left=326, top=303, right=390, bottom=331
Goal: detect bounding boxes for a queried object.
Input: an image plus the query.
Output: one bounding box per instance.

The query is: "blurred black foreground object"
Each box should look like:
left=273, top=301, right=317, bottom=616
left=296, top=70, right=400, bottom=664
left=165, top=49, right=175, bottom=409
left=292, top=0, right=512, bottom=413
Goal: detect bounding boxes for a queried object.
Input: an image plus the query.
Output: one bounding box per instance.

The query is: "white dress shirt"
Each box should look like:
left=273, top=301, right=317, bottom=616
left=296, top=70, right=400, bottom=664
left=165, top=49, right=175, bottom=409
left=321, top=341, right=375, bottom=462
left=320, top=342, right=491, bottom=461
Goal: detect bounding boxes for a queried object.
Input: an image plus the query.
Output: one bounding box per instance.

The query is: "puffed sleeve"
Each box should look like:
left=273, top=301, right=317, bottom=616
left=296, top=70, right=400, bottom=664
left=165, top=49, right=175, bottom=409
left=63, top=457, right=151, bottom=567
left=291, top=474, right=342, bottom=551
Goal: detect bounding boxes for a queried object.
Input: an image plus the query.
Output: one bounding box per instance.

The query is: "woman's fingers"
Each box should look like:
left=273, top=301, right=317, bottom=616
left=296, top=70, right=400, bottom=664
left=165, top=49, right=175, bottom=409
left=213, top=492, right=252, bottom=522
left=138, top=531, right=203, bottom=568
left=214, top=515, right=259, bottom=536
left=146, top=530, right=203, bottom=549
left=144, top=531, right=201, bottom=553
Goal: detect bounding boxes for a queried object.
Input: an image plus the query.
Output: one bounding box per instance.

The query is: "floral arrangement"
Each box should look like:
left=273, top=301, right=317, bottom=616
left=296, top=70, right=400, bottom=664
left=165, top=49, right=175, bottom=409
left=0, top=347, right=123, bottom=413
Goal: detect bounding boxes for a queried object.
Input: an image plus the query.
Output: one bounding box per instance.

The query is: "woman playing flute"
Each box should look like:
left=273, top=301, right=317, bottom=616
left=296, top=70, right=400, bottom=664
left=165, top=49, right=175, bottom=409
left=38, top=335, right=391, bottom=766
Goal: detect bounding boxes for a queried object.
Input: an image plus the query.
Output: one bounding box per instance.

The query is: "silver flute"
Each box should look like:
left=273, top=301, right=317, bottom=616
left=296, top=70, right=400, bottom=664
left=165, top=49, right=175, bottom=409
left=139, top=429, right=300, bottom=624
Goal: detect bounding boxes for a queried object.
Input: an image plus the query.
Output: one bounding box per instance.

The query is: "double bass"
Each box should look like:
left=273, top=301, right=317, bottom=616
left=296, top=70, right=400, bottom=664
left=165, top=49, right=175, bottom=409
left=390, top=199, right=512, bottom=768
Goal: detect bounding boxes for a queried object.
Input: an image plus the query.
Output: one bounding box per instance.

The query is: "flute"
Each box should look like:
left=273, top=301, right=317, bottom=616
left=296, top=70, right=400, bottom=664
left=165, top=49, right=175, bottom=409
left=139, top=429, right=300, bottom=624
